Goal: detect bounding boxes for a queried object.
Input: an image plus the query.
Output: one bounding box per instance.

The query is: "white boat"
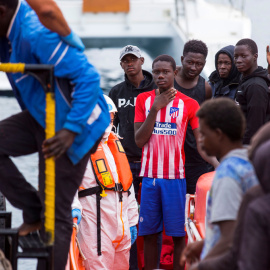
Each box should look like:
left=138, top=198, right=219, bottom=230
left=0, top=0, right=251, bottom=93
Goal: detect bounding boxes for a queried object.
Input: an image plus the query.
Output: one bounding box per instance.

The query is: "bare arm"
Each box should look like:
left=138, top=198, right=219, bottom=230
left=180, top=240, right=204, bottom=267
left=26, top=0, right=71, bottom=36
left=205, top=81, right=212, bottom=100
left=134, top=111, right=158, bottom=148
left=134, top=88, right=177, bottom=148
left=193, top=128, right=219, bottom=168
left=42, top=129, right=76, bottom=159
left=203, top=220, right=236, bottom=260
left=266, top=45, right=270, bottom=75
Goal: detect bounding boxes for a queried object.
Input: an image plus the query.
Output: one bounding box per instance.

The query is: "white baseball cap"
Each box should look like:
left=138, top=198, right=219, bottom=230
left=103, top=94, right=117, bottom=113
left=119, top=45, right=142, bottom=60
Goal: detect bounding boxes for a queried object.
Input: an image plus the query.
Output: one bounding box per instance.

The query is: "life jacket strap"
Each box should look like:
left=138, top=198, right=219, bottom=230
left=96, top=192, right=102, bottom=256
left=115, top=183, right=123, bottom=192
left=78, top=186, right=102, bottom=256
left=78, top=186, right=102, bottom=198
left=77, top=184, right=130, bottom=255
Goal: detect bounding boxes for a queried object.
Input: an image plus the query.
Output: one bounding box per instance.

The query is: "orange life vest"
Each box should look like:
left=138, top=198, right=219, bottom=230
left=90, top=132, right=133, bottom=191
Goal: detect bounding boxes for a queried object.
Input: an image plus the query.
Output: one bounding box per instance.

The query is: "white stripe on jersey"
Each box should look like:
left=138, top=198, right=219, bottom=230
left=140, top=143, right=148, bottom=177
left=148, top=141, right=154, bottom=178
left=165, top=101, right=175, bottom=178
left=148, top=107, right=160, bottom=178
left=156, top=104, right=163, bottom=177
left=176, top=99, right=185, bottom=179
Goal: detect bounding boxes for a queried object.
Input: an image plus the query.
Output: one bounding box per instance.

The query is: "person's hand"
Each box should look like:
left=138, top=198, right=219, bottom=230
left=72, top=209, right=82, bottom=224
left=42, top=128, right=76, bottom=159
left=61, top=30, right=85, bottom=51
left=130, top=225, right=137, bottom=245
left=188, top=262, right=200, bottom=270
left=152, top=88, right=177, bottom=111
left=180, top=240, right=204, bottom=266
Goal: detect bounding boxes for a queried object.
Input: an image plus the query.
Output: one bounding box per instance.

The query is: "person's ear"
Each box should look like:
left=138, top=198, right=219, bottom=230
left=181, top=56, right=184, bottom=64
left=254, top=53, right=258, bottom=61
left=203, top=59, right=206, bottom=67
left=0, top=5, right=6, bottom=16
left=215, top=128, right=224, bottom=141
left=140, top=57, right=145, bottom=65
left=174, top=69, right=178, bottom=76
left=120, top=61, right=124, bottom=70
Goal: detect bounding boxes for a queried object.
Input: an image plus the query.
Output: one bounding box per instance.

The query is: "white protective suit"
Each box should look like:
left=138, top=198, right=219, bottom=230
left=72, top=135, right=139, bottom=270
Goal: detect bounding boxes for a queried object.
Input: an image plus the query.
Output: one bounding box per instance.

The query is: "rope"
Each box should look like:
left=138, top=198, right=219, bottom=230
left=75, top=237, right=86, bottom=261
left=73, top=222, right=86, bottom=260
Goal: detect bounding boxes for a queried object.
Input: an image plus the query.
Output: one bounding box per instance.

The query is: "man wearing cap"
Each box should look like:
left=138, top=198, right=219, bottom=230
left=109, top=45, right=155, bottom=270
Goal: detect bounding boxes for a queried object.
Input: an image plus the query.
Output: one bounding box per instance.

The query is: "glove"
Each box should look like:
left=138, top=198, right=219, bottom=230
left=61, top=30, right=85, bottom=51
left=72, top=209, right=82, bottom=224
left=130, top=225, right=137, bottom=245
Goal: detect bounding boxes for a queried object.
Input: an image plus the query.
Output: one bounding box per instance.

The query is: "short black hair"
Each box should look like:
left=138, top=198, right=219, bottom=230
left=197, top=98, right=246, bottom=141
left=0, top=0, right=18, bottom=9
left=183, top=40, right=208, bottom=58
left=236, top=38, right=258, bottom=54
left=152, top=54, right=176, bottom=71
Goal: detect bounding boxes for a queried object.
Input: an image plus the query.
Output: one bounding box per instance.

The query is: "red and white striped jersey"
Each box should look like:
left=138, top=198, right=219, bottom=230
left=135, top=89, right=200, bottom=179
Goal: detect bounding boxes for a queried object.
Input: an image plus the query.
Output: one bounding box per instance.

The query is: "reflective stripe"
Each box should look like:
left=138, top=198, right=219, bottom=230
left=55, top=45, right=69, bottom=66
left=87, top=104, right=101, bottom=125
left=15, top=74, right=28, bottom=83
left=48, top=41, right=63, bottom=62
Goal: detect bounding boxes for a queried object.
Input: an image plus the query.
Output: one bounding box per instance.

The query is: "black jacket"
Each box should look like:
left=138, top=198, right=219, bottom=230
left=236, top=67, right=270, bottom=144
left=109, top=70, right=155, bottom=161
left=209, top=45, right=241, bottom=100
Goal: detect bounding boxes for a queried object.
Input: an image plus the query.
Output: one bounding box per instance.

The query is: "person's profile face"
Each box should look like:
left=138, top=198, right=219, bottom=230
left=152, top=60, right=176, bottom=92
left=181, top=52, right=206, bottom=79
left=234, top=45, right=257, bottom=76
left=198, top=118, right=220, bottom=157
left=217, top=53, right=232, bottom=79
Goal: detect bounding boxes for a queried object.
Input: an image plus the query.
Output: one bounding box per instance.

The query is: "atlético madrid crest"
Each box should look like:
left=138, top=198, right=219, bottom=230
left=170, top=107, right=179, bottom=119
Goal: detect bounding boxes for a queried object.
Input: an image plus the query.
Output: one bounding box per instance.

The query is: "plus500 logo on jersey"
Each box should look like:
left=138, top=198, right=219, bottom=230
left=153, top=122, right=177, bottom=135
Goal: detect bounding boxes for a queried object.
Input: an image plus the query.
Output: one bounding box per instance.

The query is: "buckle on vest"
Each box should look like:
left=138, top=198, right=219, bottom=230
left=115, top=183, right=123, bottom=192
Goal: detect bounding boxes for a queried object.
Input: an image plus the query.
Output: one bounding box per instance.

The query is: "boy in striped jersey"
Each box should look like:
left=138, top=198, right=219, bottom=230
left=134, top=55, right=218, bottom=270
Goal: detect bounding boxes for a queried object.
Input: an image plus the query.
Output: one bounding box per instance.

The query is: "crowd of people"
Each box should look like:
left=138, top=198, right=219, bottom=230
left=0, top=0, right=269, bottom=270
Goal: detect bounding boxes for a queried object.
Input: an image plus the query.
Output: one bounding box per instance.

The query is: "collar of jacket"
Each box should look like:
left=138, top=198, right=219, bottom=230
left=7, top=0, right=22, bottom=42
left=124, top=70, right=155, bottom=90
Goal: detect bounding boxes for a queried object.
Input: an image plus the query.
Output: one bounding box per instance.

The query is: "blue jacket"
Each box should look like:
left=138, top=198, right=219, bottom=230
left=0, top=0, right=110, bottom=164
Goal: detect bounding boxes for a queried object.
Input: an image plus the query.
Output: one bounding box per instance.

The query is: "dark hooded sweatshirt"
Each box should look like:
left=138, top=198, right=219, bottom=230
left=109, top=70, right=155, bottom=162
left=236, top=67, right=270, bottom=144
left=209, top=45, right=241, bottom=99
